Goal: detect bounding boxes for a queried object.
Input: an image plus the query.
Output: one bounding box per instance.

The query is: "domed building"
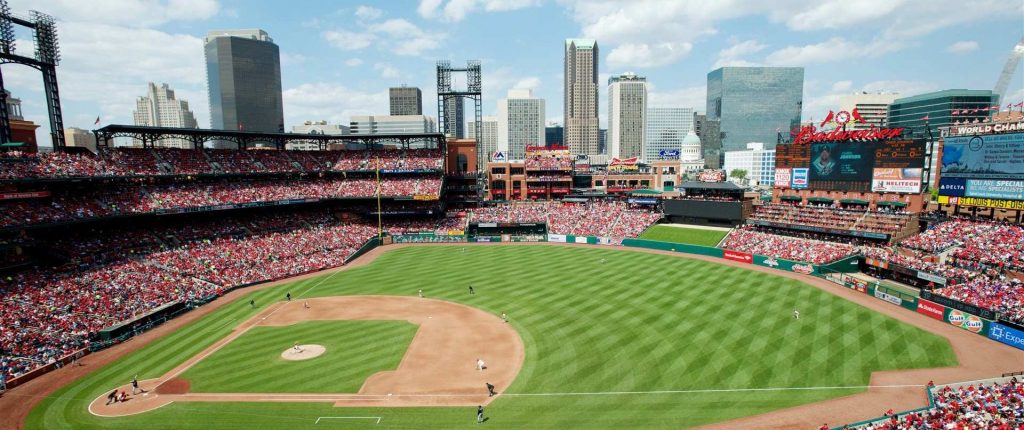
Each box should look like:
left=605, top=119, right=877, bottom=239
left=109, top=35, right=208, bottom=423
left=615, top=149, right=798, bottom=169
left=679, top=131, right=705, bottom=173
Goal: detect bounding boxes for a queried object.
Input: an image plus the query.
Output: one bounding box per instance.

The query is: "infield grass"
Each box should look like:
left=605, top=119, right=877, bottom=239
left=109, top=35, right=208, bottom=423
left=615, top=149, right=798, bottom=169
left=28, top=245, right=957, bottom=429
left=180, top=320, right=416, bottom=393
left=639, top=224, right=730, bottom=247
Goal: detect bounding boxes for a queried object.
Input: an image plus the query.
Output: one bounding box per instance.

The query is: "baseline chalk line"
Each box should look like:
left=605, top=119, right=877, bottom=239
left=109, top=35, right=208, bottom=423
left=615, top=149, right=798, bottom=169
left=316, top=416, right=382, bottom=424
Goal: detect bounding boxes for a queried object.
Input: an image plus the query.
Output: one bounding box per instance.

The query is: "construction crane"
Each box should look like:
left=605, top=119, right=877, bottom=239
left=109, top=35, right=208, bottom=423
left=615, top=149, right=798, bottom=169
left=993, top=37, right=1024, bottom=104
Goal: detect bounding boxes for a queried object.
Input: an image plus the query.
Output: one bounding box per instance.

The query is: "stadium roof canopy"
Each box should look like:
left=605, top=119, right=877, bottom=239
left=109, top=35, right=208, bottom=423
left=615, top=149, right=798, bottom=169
left=92, top=124, right=446, bottom=151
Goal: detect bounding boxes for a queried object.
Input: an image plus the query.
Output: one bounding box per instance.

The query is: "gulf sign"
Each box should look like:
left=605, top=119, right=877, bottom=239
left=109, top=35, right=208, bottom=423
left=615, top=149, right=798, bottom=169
left=916, top=299, right=945, bottom=320
left=947, top=309, right=985, bottom=334
left=791, top=168, right=809, bottom=189
left=723, top=250, right=752, bottom=263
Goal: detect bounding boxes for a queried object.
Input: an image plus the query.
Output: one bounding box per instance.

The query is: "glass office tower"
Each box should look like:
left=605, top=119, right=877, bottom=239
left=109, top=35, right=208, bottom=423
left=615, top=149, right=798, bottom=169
left=205, top=29, right=284, bottom=142
left=706, top=67, right=803, bottom=152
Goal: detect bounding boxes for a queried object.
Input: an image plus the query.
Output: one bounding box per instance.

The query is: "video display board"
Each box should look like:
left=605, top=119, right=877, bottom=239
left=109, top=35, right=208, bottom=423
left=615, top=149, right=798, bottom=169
left=774, top=139, right=926, bottom=193
left=941, top=132, right=1024, bottom=180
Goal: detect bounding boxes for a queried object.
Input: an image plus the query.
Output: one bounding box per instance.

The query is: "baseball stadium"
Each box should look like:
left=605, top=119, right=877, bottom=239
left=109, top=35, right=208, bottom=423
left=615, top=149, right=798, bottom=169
left=2, top=4, right=1024, bottom=430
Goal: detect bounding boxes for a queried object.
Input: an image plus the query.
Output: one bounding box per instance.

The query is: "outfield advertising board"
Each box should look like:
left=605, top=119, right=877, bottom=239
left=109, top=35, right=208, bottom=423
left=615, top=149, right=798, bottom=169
left=921, top=290, right=997, bottom=320
left=917, top=271, right=947, bottom=286
left=916, top=299, right=945, bottom=320
left=774, top=168, right=791, bottom=188
left=988, top=323, right=1024, bottom=350
left=939, top=196, right=1024, bottom=210
left=547, top=234, right=566, bottom=243
left=938, top=178, right=967, bottom=197
left=941, top=132, right=1024, bottom=180
left=964, top=179, right=1024, bottom=201
left=870, top=168, right=922, bottom=193
left=723, top=250, right=752, bottom=263
left=791, top=168, right=809, bottom=189
left=945, top=308, right=990, bottom=336
left=873, top=289, right=902, bottom=306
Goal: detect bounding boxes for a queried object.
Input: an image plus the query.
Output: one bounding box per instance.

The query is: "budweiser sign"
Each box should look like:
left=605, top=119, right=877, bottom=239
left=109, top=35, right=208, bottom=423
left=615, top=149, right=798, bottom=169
left=792, top=125, right=905, bottom=145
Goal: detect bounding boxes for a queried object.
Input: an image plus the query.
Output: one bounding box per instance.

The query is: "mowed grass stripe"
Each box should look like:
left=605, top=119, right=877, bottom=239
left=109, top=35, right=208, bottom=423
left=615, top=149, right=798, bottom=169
left=180, top=321, right=416, bottom=393
left=29, top=245, right=956, bottom=430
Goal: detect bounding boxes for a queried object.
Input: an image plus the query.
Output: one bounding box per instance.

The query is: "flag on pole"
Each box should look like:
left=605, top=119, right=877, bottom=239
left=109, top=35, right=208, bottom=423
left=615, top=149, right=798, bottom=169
left=951, top=109, right=960, bottom=115
left=990, top=105, right=1000, bottom=110
left=94, top=116, right=100, bottom=125
left=920, top=114, right=930, bottom=121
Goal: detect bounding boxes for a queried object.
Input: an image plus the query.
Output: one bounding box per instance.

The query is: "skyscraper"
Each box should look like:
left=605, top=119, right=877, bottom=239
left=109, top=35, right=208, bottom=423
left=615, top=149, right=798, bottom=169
left=564, top=39, right=599, bottom=156
left=706, top=66, right=803, bottom=152
left=646, top=107, right=694, bottom=162
left=443, top=98, right=465, bottom=139
left=133, top=82, right=199, bottom=148
left=497, top=89, right=545, bottom=160
left=545, top=123, right=564, bottom=148
left=467, top=116, right=499, bottom=161
left=390, top=86, right=423, bottom=116
left=608, top=72, right=647, bottom=159
left=838, top=92, right=898, bottom=130
left=204, top=29, right=284, bottom=142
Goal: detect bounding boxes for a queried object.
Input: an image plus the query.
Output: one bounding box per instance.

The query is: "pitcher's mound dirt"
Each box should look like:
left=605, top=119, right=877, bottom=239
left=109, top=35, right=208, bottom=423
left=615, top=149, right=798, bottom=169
left=155, top=378, right=190, bottom=395
left=281, top=344, right=326, bottom=361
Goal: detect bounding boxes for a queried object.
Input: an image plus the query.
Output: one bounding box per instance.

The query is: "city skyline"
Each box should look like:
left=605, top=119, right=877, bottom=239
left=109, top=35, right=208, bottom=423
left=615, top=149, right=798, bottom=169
left=4, top=0, right=1023, bottom=147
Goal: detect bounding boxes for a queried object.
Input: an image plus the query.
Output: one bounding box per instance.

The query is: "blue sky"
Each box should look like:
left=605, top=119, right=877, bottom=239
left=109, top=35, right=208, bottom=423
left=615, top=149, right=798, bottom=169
left=6, top=0, right=1024, bottom=147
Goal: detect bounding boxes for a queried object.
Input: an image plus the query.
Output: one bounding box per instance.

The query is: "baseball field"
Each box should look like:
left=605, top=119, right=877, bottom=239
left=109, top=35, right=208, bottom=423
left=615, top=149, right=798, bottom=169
left=638, top=225, right=729, bottom=247
left=24, top=245, right=967, bottom=429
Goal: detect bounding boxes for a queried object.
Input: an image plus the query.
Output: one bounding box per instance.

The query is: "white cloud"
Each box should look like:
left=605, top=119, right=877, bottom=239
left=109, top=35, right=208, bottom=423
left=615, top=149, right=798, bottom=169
left=355, top=5, right=384, bottom=20
left=801, top=79, right=938, bottom=121
left=8, top=0, right=220, bottom=27
left=831, top=80, right=853, bottom=93
left=512, top=77, right=541, bottom=90
left=373, top=63, right=400, bottom=79
left=712, top=39, right=766, bottom=69
left=947, top=40, right=979, bottom=54
left=417, top=0, right=540, bottom=22
left=365, top=19, right=446, bottom=56
left=764, top=37, right=902, bottom=65
left=607, top=42, right=693, bottom=69
left=648, top=85, right=707, bottom=111
left=323, top=30, right=376, bottom=51
left=280, top=52, right=306, bottom=65
left=344, top=58, right=364, bottom=67
left=770, top=0, right=906, bottom=31
left=283, top=83, right=387, bottom=125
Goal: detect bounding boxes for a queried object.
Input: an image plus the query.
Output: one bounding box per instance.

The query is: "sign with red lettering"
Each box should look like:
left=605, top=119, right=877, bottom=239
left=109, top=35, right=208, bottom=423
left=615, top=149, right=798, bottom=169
left=792, top=125, right=905, bottom=145
left=723, top=250, right=752, bottom=264
left=0, top=191, right=50, bottom=201
left=916, top=299, right=945, bottom=321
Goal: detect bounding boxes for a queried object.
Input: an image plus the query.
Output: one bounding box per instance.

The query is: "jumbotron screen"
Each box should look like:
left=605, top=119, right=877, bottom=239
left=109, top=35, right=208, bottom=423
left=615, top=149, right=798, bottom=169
left=774, top=139, right=926, bottom=193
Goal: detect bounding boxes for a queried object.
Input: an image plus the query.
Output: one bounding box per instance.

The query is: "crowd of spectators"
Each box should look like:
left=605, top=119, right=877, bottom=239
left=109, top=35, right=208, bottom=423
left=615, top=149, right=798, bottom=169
left=0, top=176, right=442, bottom=228
left=0, top=211, right=383, bottom=380
left=720, top=225, right=858, bottom=264
left=524, top=154, right=573, bottom=171
left=749, top=203, right=913, bottom=234
left=0, top=148, right=444, bottom=179
left=470, top=201, right=661, bottom=239
left=837, top=378, right=1024, bottom=429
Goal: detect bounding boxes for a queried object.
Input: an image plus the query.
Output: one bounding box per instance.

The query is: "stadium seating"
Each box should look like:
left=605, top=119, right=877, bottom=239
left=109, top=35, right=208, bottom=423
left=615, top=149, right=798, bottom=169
left=749, top=203, right=915, bottom=235
left=0, top=212, right=382, bottom=380
left=719, top=226, right=858, bottom=264
left=0, top=147, right=444, bottom=179
left=470, top=201, right=661, bottom=239
left=837, top=378, right=1024, bottom=429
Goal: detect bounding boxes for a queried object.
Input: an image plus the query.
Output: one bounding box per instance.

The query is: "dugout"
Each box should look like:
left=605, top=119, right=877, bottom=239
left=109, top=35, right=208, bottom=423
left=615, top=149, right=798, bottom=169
left=662, top=182, right=750, bottom=227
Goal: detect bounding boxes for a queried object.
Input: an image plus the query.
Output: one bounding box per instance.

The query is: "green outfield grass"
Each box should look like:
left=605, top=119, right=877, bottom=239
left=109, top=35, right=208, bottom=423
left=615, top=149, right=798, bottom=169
left=180, top=321, right=416, bottom=393
left=639, top=225, right=730, bottom=247
left=28, top=245, right=957, bottom=429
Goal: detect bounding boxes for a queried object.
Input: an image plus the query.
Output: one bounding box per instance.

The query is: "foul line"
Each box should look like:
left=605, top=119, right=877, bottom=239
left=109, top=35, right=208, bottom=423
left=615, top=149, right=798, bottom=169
left=497, top=384, right=924, bottom=397
left=316, top=416, right=382, bottom=424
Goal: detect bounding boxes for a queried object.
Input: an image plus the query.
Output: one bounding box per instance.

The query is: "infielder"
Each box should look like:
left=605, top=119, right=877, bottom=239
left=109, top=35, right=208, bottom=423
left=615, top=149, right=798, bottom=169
left=476, top=358, right=486, bottom=371
left=476, top=405, right=485, bottom=423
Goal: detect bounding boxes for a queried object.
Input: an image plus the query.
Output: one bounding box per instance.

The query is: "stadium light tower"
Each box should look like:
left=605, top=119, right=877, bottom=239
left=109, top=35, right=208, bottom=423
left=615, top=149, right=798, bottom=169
left=437, top=60, right=483, bottom=169
left=0, top=0, right=66, bottom=148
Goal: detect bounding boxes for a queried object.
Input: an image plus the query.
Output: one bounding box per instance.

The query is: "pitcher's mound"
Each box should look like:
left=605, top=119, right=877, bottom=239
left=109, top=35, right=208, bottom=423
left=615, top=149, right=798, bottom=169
left=281, top=344, right=325, bottom=361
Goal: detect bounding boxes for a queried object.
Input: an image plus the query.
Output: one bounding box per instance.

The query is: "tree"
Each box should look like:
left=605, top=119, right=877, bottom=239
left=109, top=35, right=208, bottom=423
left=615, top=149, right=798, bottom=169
left=729, top=169, right=748, bottom=184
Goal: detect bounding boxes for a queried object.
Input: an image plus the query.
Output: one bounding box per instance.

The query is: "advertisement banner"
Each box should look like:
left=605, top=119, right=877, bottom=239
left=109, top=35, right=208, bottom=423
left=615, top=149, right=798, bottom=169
left=948, top=196, right=1024, bottom=210
left=874, top=289, right=902, bottom=306
left=791, top=264, right=815, bottom=274
left=844, top=277, right=868, bottom=293
left=547, top=234, right=567, bottom=243
left=945, top=308, right=989, bottom=336
left=965, top=179, right=1024, bottom=201
left=988, top=323, right=1024, bottom=350
left=938, top=178, right=967, bottom=197
left=864, top=257, right=890, bottom=269
left=791, top=168, right=809, bottom=189
left=916, top=299, right=946, bottom=320
left=774, top=168, right=791, bottom=188
left=0, top=191, right=50, bottom=201
left=871, top=168, right=923, bottom=193
left=723, top=250, right=752, bottom=263
left=941, top=132, right=1024, bottom=180
left=574, top=236, right=588, bottom=244
left=917, top=271, right=947, bottom=286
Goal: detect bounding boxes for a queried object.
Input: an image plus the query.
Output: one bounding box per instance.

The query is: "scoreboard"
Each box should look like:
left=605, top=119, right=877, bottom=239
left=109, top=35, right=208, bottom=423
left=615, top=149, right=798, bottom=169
left=774, top=139, right=926, bottom=193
